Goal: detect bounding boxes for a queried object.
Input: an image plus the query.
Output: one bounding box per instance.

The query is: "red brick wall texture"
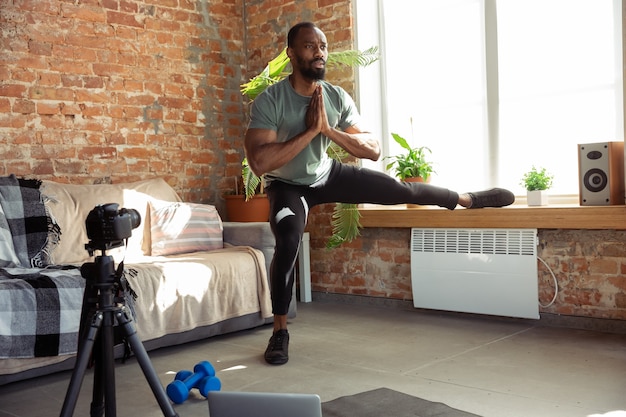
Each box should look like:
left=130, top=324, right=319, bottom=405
left=1, top=0, right=623, bottom=321
left=1, top=0, right=248, bottom=205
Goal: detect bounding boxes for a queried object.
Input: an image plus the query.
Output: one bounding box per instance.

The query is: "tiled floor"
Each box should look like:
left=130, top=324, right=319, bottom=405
left=0, top=301, right=625, bottom=417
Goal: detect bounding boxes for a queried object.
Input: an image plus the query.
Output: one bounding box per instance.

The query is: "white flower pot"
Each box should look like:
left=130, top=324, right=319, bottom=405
left=527, top=190, right=548, bottom=206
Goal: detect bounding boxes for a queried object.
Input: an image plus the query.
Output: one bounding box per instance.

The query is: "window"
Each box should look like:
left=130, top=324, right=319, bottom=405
left=355, top=0, right=623, bottom=197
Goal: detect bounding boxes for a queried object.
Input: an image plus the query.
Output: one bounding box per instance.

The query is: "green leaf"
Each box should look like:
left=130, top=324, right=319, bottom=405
left=242, top=158, right=262, bottom=201
left=240, top=49, right=291, bottom=100
left=326, top=203, right=362, bottom=249
left=327, top=142, right=350, bottom=162
left=520, top=166, right=554, bottom=191
left=391, top=132, right=411, bottom=152
left=267, top=49, right=290, bottom=77
left=241, top=47, right=380, bottom=100
left=326, top=46, right=380, bottom=68
left=384, top=133, right=435, bottom=181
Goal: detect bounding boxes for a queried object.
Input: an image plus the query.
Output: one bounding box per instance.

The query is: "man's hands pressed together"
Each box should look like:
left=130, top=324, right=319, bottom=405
left=306, top=85, right=331, bottom=136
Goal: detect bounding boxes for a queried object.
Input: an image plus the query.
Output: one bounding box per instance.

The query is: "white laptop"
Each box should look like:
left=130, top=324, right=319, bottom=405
left=207, top=391, right=322, bottom=417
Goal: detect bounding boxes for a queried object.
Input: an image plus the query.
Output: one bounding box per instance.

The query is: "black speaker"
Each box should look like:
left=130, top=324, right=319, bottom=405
left=578, top=141, right=625, bottom=206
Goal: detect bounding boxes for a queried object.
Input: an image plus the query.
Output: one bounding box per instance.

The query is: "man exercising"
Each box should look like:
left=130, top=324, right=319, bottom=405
left=244, top=22, right=515, bottom=365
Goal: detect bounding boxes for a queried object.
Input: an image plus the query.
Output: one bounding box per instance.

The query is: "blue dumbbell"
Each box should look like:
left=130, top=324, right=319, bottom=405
left=167, top=361, right=221, bottom=404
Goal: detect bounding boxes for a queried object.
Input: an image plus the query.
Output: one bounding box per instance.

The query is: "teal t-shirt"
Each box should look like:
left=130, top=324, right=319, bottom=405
left=248, top=78, right=361, bottom=186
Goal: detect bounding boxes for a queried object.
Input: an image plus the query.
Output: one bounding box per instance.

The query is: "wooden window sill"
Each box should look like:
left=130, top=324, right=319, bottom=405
left=358, top=204, right=626, bottom=230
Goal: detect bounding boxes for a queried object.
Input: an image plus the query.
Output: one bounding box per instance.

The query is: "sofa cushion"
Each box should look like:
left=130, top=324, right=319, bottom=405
left=149, top=200, right=223, bottom=256
left=41, top=178, right=181, bottom=264
left=126, top=247, right=272, bottom=342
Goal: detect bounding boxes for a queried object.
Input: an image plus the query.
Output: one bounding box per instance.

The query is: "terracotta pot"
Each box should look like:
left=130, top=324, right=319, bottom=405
left=403, top=177, right=430, bottom=208
left=224, top=194, right=270, bottom=222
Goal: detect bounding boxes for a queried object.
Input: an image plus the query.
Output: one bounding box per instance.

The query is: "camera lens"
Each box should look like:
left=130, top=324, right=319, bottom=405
left=121, top=208, right=141, bottom=230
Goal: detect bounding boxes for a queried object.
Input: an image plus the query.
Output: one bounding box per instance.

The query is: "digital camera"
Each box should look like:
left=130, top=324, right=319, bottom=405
left=85, top=203, right=141, bottom=246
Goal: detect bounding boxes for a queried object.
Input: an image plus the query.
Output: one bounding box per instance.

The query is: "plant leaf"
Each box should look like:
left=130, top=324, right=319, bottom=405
left=267, top=49, right=291, bottom=77
left=240, top=49, right=291, bottom=100
left=326, top=203, right=362, bottom=249
left=384, top=133, right=434, bottom=180
left=242, top=158, right=262, bottom=201
left=391, top=132, right=411, bottom=151
left=326, top=46, right=380, bottom=68
left=241, top=47, right=380, bottom=100
left=327, top=142, right=350, bottom=162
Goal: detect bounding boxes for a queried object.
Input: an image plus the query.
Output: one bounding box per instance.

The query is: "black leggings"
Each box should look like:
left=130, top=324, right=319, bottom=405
left=266, top=161, right=459, bottom=315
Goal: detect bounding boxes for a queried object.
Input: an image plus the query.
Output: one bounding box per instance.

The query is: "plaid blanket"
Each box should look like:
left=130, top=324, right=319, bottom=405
left=0, top=174, right=61, bottom=268
left=0, top=266, right=84, bottom=358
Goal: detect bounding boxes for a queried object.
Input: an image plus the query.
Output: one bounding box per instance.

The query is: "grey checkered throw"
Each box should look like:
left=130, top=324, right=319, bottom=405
left=0, top=266, right=84, bottom=358
left=0, top=174, right=60, bottom=267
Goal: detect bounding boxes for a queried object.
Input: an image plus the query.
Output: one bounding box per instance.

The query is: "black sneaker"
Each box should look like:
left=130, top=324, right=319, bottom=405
left=467, top=188, right=515, bottom=208
left=264, top=329, right=289, bottom=365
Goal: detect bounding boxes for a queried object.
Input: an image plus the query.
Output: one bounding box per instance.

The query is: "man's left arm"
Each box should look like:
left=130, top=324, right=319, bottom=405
left=312, top=84, right=380, bottom=161
left=324, top=125, right=381, bottom=161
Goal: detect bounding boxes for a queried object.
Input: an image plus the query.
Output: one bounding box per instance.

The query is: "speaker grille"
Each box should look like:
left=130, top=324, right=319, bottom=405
left=578, top=142, right=625, bottom=206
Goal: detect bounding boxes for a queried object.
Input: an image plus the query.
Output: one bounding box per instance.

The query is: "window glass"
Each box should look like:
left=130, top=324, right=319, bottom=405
left=358, top=0, right=622, bottom=196
left=497, top=0, right=619, bottom=194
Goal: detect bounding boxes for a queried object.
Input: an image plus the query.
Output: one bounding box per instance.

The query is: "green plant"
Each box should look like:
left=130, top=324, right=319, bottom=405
left=520, top=166, right=554, bottom=191
left=240, top=47, right=379, bottom=100
left=384, top=133, right=434, bottom=181
left=240, top=47, right=380, bottom=248
left=242, top=158, right=263, bottom=200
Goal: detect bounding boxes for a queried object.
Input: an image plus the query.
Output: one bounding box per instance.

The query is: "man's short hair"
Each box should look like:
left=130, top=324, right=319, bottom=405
left=287, top=22, right=318, bottom=47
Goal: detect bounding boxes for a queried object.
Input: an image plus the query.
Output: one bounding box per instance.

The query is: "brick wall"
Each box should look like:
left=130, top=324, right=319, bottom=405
left=0, top=0, right=247, bottom=208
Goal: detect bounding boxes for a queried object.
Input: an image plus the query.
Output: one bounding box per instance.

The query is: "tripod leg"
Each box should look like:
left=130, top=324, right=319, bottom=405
left=90, top=314, right=117, bottom=417
left=90, top=339, right=105, bottom=417
left=60, top=312, right=103, bottom=417
left=115, top=308, right=179, bottom=417
left=103, top=308, right=117, bottom=416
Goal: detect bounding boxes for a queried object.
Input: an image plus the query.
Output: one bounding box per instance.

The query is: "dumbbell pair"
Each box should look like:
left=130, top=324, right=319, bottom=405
left=166, top=361, right=221, bottom=404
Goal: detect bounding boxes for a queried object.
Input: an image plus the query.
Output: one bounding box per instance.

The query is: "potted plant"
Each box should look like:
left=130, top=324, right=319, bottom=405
left=520, top=166, right=553, bottom=206
left=224, top=158, right=270, bottom=222
left=383, top=133, right=435, bottom=209
left=238, top=46, right=380, bottom=247
left=384, top=132, right=435, bottom=182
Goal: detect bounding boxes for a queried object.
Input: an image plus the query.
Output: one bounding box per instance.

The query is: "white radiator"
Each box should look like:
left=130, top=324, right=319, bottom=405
left=410, top=228, right=539, bottom=319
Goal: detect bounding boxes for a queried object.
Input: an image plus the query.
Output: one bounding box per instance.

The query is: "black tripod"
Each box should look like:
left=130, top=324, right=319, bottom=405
left=59, top=243, right=178, bottom=417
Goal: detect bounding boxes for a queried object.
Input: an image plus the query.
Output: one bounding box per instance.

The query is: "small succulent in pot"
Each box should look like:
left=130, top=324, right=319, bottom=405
left=520, top=166, right=553, bottom=191
left=521, top=166, right=553, bottom=206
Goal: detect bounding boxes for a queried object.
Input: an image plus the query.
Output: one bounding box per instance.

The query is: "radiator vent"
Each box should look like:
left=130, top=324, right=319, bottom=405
left=411, top=228, right=537, bottom=256
left=410, top=228, right=539, bottom=319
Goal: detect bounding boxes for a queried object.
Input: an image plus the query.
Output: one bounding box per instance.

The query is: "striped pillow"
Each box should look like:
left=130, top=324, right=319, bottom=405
left=149, top=200, right=223, bottom=256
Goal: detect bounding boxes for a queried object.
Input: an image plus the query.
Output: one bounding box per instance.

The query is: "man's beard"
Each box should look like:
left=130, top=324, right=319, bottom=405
left=296, top=57, right=326, bottom=80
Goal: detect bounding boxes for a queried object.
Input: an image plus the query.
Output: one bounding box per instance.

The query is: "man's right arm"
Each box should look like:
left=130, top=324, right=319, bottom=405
left=244, top=127, right=318, bottom=177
